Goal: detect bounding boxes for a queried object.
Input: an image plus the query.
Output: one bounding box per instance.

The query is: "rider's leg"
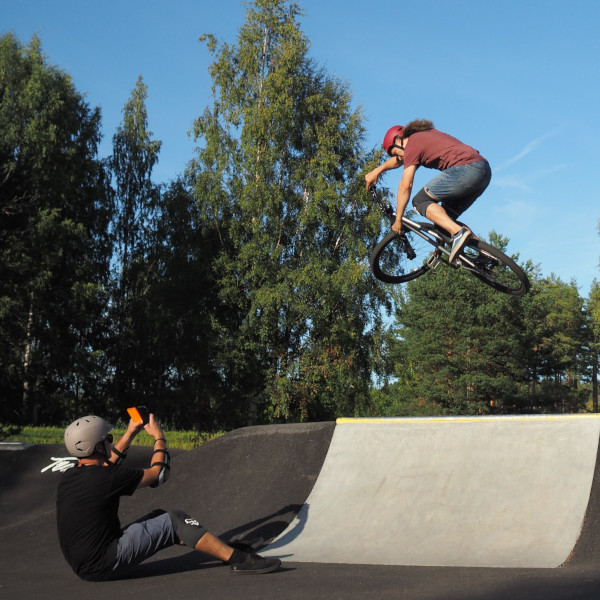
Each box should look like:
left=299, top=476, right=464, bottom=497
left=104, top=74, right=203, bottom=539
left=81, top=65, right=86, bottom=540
left=412, top=188, right=465, bottom=236
left=194, top=531, right=234, bottom=561
left=414, top=190, right=471, bottom=260
left=425, top=202, right=471, bottom=262
left=416, top=161, right=491, bottom=233
left=424, top=202, right=464, bottom=236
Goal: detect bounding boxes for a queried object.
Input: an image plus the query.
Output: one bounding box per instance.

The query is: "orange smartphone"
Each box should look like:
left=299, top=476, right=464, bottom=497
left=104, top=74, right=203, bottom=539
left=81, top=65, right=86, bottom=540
left=127, top=406, right=150, bottom=424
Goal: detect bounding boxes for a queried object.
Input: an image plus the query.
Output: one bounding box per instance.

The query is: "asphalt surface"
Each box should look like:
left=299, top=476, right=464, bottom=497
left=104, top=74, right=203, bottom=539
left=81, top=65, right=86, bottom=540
left=2, top=419, right=600, bottom=600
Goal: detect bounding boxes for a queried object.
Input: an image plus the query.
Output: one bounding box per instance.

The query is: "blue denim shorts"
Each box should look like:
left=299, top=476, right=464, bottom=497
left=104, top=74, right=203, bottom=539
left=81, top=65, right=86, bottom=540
left=414, top=160, right=491, bottom=219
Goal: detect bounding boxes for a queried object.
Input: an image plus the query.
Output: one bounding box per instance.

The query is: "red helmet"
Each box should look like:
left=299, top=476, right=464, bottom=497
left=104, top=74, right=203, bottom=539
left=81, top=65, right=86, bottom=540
left=383, top=125, right=404, bottom=156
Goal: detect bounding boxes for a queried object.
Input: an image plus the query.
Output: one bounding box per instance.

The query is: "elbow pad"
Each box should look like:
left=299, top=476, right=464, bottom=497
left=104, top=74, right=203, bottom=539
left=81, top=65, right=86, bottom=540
left=110, top=447, right=127, bottom=466
left=150, top=448, right=171, bottom=487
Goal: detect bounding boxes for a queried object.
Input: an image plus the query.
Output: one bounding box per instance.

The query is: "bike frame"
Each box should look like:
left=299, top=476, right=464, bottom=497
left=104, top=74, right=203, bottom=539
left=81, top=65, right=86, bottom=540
left=370, top=186, right=484, bottom=276
left=369, top=185, right=530, bottom=296
left=370, top=186, right=531, bottom=296
left=407, top=218, right=495, bottom=275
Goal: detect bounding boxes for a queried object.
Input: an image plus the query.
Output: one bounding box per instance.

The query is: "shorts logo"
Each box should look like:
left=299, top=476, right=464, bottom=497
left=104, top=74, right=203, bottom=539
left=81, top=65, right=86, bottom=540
left=185, top=518, right=200, bottom=527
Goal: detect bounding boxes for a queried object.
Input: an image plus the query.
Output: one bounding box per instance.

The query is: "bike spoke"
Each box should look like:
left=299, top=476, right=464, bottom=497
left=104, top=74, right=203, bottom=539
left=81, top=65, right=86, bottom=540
left=370, top=227, right=436, bottom=284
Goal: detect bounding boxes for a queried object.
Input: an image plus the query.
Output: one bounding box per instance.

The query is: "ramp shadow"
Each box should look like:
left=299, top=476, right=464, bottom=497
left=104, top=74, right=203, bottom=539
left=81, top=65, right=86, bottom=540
left=258, top=504, right=310, bottom=555
left=218, top=503, right=304, bottom=548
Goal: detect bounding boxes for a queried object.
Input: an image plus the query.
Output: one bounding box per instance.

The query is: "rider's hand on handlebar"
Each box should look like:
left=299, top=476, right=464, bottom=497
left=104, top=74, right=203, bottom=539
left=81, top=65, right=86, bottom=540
left=392, top=219, right=403, bottom=235
left=364, top=171, right=378, bottom=190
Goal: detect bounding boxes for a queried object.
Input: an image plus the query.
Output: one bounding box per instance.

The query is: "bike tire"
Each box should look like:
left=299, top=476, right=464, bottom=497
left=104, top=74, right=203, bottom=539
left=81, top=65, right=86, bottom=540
left=370, top=227, right=436, bottom=284
left=458, top=239, right=530, bottom=297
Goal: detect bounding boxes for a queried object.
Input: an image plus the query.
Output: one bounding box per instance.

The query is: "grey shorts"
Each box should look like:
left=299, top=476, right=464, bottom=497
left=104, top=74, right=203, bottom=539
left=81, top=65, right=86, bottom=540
left=112, top=509, right=176, bottom=577
left=111, top=508, right=208, bottom=578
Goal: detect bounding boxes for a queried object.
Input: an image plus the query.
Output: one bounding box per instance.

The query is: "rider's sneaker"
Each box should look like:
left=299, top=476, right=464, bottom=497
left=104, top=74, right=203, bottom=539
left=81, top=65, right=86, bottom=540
left=229, top=550, right=281, bottom=575
left=449, top=227, right=471, bottom=263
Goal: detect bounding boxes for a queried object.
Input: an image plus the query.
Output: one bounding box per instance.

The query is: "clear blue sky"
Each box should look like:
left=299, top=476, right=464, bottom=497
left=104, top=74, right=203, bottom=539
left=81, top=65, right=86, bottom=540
left=4, top=0, right=600, bottom=294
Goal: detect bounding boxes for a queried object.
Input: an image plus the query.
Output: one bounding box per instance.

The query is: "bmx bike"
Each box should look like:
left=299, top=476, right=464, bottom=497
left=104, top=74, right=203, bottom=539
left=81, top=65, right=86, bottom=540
left=368, top=186, right=530, bottom=297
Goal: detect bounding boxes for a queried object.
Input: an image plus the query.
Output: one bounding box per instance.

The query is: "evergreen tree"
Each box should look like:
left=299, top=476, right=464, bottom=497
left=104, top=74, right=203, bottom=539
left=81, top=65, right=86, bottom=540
left=389, top=240, right=589, bottom=416
left=140, top=177, right=225, bottom=429
left=523, top=276, right=587, bottom=412
left=586, top=280, right=600, bottom=412
left=391, top=234, right=533, bottom=415
left=107, top=76, right=162, bottom=410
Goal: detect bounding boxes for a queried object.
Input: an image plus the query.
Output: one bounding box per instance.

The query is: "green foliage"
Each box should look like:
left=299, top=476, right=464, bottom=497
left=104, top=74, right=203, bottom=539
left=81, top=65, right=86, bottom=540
left=0, top=33, right=112, bottom=425
left=190, top=0, right=388, bottom=424
left=2, top=426, right=224, bottom=449
left=107, top=76, right=163, bottom=410
left=0, top=423, right=22, bottom=440
left=582, top=280, right=600, bottom=411
left=381, top=243, right=590, bottom=416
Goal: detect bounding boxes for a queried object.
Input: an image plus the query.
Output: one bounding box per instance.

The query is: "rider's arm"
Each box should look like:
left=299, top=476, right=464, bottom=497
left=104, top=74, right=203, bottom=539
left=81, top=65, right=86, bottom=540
left=137, top=414, right=168, bottom=489
left=392, top=164, right=417, bottom=234
left=137, top=463, right=164, bottom=489
left=109, top=419, right=143, bottom=465
left=365, top=155, right=403, bottom=189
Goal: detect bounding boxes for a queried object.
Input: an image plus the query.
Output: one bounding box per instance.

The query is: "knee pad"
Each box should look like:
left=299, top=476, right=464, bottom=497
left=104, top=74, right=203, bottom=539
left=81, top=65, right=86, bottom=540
left=167, top=509, right=207, bottom=548
left=412, top=188, right=435, bottom=217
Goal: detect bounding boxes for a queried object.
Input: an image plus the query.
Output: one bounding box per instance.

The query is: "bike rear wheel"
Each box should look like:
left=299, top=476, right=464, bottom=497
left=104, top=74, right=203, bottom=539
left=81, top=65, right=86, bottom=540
left=458, top=239, right=530, bottom=296
left=370, top=226, right=437, bottom=284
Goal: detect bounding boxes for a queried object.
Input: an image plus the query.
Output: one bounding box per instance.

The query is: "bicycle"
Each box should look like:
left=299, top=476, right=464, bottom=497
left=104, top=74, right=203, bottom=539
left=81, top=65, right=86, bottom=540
left=368, top=186, right=530, bottom=297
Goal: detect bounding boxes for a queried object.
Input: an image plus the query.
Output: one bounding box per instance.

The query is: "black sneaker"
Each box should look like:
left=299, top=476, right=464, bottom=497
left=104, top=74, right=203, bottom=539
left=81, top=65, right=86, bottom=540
left=229, top=551, right=281, bottom=575
left=449, top=227, right=471, bottom=263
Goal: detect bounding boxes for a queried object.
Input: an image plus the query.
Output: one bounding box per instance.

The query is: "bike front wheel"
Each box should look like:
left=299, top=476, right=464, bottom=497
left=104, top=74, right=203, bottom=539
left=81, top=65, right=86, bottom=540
left=370, top=226, right=437, bottom=284
left=458, top=239, right=530, bottom=296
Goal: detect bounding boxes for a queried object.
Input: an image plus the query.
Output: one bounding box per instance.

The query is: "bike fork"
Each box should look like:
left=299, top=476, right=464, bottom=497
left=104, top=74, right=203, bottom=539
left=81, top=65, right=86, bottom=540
left=398, top=235, right=417, bottom=260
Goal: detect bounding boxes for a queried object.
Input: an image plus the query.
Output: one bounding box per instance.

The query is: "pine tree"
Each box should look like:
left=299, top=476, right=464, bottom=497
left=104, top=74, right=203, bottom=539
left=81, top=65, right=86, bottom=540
left=393, top=235, right=532, bottom=415
left=107, top=76, right=162, bottom=409
left=586, top=281, right=600, bottom=412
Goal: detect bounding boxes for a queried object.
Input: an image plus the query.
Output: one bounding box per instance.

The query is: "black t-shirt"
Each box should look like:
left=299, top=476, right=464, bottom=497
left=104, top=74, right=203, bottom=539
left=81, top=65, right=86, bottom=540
left=56, top=464, right=143, bottom=581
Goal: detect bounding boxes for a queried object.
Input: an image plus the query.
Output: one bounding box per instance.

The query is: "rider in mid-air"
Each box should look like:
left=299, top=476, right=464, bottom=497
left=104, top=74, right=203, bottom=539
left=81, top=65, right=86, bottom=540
left=365, top=120, right=491, bottom=262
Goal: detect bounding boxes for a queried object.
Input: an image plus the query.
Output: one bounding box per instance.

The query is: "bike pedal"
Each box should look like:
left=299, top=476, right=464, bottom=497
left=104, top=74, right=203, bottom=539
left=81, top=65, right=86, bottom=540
left=426, top=253, right=442, bottom=270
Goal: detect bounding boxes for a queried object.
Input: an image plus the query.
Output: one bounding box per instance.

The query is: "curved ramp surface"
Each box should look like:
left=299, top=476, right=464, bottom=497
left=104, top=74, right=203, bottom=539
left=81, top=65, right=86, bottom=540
left=262, top=415, right=600, bottom=568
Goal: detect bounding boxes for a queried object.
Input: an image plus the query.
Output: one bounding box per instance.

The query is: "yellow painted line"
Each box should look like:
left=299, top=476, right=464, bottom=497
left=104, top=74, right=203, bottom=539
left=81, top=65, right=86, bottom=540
left=336, top=414, right=600, bottom=425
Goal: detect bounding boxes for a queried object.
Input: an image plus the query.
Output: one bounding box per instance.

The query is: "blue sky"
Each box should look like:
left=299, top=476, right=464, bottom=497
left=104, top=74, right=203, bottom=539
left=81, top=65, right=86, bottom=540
left=4, top=0, right=600, bottom=294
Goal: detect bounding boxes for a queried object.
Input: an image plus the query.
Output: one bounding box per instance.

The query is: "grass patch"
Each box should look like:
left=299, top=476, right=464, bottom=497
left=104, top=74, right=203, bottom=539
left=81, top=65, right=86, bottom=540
left=3, top=427, right=224, bottom=450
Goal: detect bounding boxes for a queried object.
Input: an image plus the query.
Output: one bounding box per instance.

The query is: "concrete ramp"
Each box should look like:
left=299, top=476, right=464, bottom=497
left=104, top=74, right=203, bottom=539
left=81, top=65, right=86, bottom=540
left=261, top=415, right=600, bottom=568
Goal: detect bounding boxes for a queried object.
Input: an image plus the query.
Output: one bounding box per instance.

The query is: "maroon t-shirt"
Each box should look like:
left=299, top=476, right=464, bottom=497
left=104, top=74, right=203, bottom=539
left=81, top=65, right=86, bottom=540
left=403, top=129, right=486, bottom=171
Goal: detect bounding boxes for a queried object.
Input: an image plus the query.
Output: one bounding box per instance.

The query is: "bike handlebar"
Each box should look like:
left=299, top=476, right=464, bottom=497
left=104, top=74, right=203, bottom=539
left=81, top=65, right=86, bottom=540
left=369, top=185, right=396, bottom=224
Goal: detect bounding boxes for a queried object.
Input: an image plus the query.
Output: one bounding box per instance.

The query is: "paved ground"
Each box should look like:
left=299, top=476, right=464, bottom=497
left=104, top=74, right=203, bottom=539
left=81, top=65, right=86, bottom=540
left=2, top=418, right=600, bottom=600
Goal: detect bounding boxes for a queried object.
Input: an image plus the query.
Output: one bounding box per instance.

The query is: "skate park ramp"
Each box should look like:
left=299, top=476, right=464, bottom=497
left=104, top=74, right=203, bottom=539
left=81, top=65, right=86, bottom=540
left=261, top=414, right=600, bottom=568
left=3, top=415, right=600, bottom=600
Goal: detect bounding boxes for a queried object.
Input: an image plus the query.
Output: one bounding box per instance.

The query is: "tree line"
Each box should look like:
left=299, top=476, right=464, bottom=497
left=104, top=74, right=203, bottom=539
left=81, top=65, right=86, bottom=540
left=374, top=241, right=600, bottom=417
left=1, top=0, right=599, bottom=433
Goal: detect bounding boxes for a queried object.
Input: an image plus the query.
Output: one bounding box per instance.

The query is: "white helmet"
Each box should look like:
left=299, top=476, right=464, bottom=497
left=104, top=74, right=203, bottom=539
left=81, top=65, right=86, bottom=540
left=64, top=415, right=114, bottom=457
